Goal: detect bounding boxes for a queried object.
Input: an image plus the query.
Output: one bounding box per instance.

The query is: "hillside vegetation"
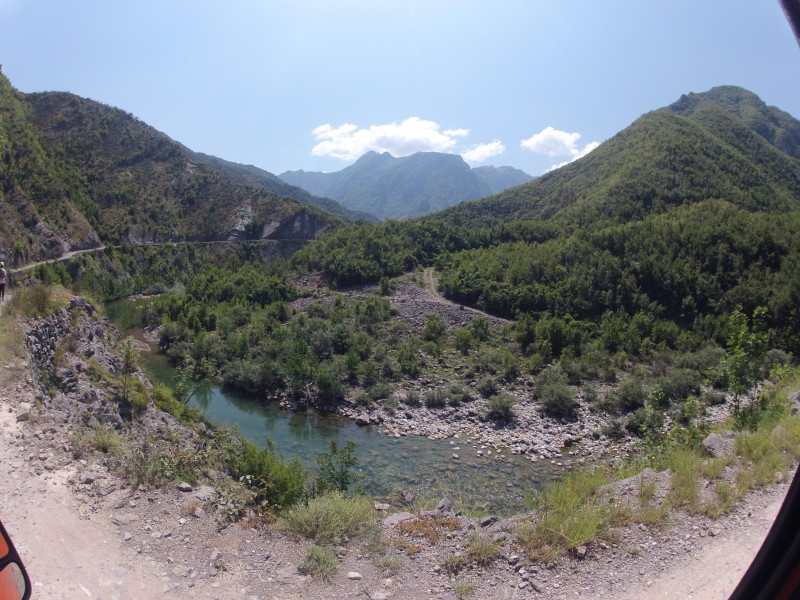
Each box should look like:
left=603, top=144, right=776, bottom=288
left=0, top=73, right=336, bottom=267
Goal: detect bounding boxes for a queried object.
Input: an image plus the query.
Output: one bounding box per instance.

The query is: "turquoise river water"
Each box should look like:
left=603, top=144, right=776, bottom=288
left=106, top=298, right=553, bottom=512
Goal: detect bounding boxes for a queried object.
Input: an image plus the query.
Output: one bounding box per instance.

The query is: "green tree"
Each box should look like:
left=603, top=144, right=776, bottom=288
left=316, top=440, right=362, bottom=492
left=722, top=306, right=768, bottom=417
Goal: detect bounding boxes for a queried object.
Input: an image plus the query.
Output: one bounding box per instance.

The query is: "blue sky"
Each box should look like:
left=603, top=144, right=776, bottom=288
left=1, top=0, right=798, bottom=177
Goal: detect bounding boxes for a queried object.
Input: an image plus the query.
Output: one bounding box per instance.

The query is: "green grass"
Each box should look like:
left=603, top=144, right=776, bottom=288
left=518, top=468, right=610, bottom=562
left=453, top=579, right=477, bottom=599
left=279, top=491, right=375, bottom=544
left=299, top=545, right=339, bottom=580
left=90, top=426, right=127, bottom=456
left=465, top=533, right=500, bottom=565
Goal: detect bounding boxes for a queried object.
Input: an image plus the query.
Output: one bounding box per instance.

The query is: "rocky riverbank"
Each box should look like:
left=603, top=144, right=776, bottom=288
left=2, top=294, right=797, bottom=600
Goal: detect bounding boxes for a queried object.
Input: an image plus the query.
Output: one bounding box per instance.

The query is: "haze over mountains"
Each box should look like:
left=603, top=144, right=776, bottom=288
left=279, top=152, right=532, bottom=220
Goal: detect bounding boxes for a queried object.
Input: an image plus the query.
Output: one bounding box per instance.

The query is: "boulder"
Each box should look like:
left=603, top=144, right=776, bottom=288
left=702, top=433, right=735, bottom=458
left=383, top=512, right=415, bottom=527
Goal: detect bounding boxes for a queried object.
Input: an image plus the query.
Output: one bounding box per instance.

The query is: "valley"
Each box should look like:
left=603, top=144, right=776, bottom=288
left=2, top=69, right=800, bottom=599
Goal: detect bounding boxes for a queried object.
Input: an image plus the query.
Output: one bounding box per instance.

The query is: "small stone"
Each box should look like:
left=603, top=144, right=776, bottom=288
left=123, top=532, right=133, bottom=541
left=347, top=571, right=363, bottom=580
left=112, top=513, right=139, bottom=526
left=374, top=502, right=390, bottom=511
left=176, top=482, right=193, bottom=493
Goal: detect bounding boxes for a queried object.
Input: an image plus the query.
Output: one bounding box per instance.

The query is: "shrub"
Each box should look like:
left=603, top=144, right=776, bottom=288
left=403, top=389, right=421, bottom=407
left=91, top=426, right=126, bottom=456
left=440, top=553, right=465, bottom=574
left=600, top=418, right=625, bottom=440
left=315, top=362, right=346, bottom=406
left=316, top=440, right=362, bottom=492
left=465, top=533, right=500, bottom=565
left=425, top=389, right=448, bottom=409
left=228, top=439, right=308, bottom=508
left=299, top=545, right=339, bottom=580
left=422, top=314, right=446, bottom=342
left=535, top=365, right=577, bottom=419
left=487, top=394, right=516, bottom=421
left=368, top=382, right=395, bottom=401
left=603, top=377, right=648, bottom=414
left=625, top=406, right=664, bottom=437
left=353, top=392, right=373, bottom=409
left=477, top=377, right=498, bottom=398
left=519, top=468, right=609, bottom=562
left=453, top=327, right=472, bottom=354
left=655, top=369, right=702, bottom=405
left=280, top=490, right=374, bottom=544
left=447, top=383, right=473, bottom=406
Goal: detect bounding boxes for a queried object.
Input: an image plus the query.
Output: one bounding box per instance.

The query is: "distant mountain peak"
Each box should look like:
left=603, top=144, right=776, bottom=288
left=279, top=151, right=531, bottom=220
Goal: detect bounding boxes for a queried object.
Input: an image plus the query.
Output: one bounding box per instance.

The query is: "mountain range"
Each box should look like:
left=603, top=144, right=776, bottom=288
left=279, top=152, right=532, bottom=220
left=434, top=86, right=800, bottom=229
left=0, top=73, right=350, bottom=267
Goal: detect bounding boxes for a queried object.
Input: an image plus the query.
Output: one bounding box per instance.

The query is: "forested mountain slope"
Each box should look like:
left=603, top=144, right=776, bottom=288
left=435, top=88, right=800, bottom=229
left=292, top=87, right=800, bottom=348
left=0, top=73, right=335, bottom=267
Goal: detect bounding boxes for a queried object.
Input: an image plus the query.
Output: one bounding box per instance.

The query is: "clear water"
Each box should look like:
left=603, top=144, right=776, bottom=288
left=106, top=298, right=554, bottom=512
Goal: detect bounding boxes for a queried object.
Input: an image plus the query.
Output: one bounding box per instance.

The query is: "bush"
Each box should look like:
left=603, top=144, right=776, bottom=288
left=453, top=327, right=472, bottom=354
left=655, top=369, right=702, bottom=405
left=425, top=389, right=448, bottom=409
left=280, top=490, right=374, bottom=544
left=466, top=533, right=500, bottom=565
left=625, top=406, right=664, bottom=437
left=447, top=383, right=473, bottom=406
left=228, top=439, right=308, bottom=508
left=315, top=362, right=346, bottom=406
left=535, top=365, right=577, bottom=419
left=403, top=389, right=421, bottom=407
left=299, top=545, right=339, bottom=580
left=600, top=418, right=625, bottom=440
left=487, top=394, right=516, bottom=421
left=603, top=377, right=648, bottom=414
left=91, top=426, right=126, bottom=456
left=477, top=377, right=498, bottom=398
left=422, top=314, right=446, bottom=342
left=316, top=440, right=362, bottom=492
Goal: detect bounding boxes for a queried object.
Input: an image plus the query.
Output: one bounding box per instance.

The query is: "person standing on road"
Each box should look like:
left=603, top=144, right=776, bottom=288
left=0, top=262, right=6, bottom=301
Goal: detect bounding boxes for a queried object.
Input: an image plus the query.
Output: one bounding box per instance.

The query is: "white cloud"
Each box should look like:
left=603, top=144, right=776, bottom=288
left=311, top=117, right=470, bottom=161
left=520, top=126, right=599, bottom=170
left=548, top=141, right=600, bottom=171
left=461, top=140, right=506, bottom=163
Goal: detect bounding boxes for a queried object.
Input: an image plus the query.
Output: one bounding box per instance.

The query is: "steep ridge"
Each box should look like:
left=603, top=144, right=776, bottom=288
left=189, top=151, right=379, bottom=223
left=0, top=73, right=335, bottom=267
left=434, top=87, right=800, bottom=229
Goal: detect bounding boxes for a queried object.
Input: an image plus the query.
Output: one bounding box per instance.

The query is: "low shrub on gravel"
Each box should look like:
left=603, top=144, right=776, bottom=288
left=299, top=544, right=339, bottom=580
left=518, top=468, right=610, bottom=562
left=280, top=490, right=375, bottom=544
left=486, top=393, right=516, bottom=421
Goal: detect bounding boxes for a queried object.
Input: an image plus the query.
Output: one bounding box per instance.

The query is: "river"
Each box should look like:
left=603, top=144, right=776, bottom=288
left=106, top=298, right=553, bottom=512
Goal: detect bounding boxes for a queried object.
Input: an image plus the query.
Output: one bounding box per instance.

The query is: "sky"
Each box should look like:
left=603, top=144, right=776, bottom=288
left=0, top=0, right=798, bottom=177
